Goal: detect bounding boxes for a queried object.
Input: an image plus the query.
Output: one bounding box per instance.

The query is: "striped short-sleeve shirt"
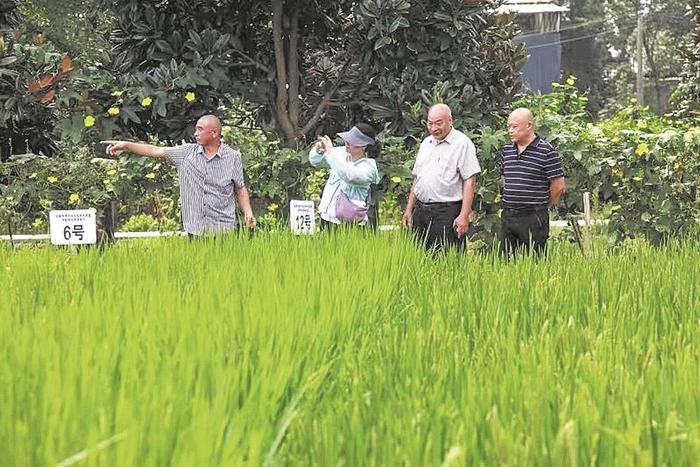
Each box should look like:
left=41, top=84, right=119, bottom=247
left=164, top=143, right=245, bottom=235
left=500, top=136, right=564, bottom=208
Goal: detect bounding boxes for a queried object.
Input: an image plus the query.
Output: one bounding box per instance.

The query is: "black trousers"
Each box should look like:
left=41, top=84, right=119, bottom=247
left=412, top=201, right=464, bottom=252
left=500, top=206, right=549, bottom=257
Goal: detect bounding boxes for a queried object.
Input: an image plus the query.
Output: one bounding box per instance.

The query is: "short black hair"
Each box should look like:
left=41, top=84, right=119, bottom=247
left=355, top=123, right=381, bottom=159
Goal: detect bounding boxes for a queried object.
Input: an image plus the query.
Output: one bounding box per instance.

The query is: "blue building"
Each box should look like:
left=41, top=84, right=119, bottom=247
left=498, top=0, right=569, bottom=93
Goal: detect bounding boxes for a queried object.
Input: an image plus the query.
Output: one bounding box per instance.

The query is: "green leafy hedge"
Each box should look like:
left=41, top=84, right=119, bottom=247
left=2, top=78, right=700, bottom=246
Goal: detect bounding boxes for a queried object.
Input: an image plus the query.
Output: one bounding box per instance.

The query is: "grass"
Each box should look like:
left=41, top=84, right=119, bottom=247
left=1, top=232, right=699, bottom=465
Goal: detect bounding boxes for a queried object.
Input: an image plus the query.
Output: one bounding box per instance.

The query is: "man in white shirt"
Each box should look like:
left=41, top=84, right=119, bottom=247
left=402, top=104, right=481, bottom=251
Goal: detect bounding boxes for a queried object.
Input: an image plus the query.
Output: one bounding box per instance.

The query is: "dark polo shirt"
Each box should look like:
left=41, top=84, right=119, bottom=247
left=500, top=135, right=564, bottom=208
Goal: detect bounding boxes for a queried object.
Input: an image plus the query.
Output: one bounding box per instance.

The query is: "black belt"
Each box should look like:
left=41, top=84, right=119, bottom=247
left=416, top=200, right=461, bottom=208
left=503, top=204, right=549, bottom=214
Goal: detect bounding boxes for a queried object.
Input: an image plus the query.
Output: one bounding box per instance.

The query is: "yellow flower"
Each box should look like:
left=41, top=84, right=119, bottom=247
left=32, top=218, right=44, bottom=228
left=141, top=96, right=153, bottom=107
left=185, top=91, right=196, bottom=103
left=566, top=76, right=576, bottom=86
left=391, top=176, right=402, bottom=183
left=111, top=90, right=124, bottom=97
left=145, top=172, right=156, bottom=179
left=68, top=193, right=80, bottom=205
left=106, top=169, right=117, bottom=176
left=83, top=115, right=95, bottom=127
left=107, top=107, right=120, bottom=116
left=47, top=176, right=58, bottom=183
left=635, top=142, right=650, bottom=156
left=637, top=120, right=647, bottom=129
left=267, top=203, right=279, bottom=213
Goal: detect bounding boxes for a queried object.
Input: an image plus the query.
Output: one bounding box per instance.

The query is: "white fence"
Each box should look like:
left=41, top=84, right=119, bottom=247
left=2, top=193, right=605, bottom=243
left=0, top=220, right=610, bottom=243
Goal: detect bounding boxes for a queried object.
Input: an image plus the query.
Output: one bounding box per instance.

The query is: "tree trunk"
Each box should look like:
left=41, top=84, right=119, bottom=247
left=272, top=0, right=298, bottom=144
left=270, top=0, right=349, bottom=146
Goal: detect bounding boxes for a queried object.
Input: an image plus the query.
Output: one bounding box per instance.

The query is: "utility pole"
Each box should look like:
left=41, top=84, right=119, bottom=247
left=636, top=7, right=645, bottom=104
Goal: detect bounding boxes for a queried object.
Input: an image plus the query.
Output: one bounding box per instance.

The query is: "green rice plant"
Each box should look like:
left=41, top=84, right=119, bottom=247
left=1, top=233, right=699, bottom=466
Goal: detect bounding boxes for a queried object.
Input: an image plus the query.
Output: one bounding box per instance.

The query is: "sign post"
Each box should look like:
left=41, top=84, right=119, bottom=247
left=289, top=200, right=315, bottom=235
left=49, top=209, right=97, bottom=246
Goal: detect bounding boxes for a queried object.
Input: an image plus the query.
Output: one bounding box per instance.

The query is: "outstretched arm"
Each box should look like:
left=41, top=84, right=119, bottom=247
left=325, top=152, right=378, bottom=185
left=100, top=140, right=166, bottom=160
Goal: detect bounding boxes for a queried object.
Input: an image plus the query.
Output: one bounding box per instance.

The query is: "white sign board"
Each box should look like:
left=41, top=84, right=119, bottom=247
left=49, top=209, right=97, bottom=245
left=289, top=200, right=315, bottom=235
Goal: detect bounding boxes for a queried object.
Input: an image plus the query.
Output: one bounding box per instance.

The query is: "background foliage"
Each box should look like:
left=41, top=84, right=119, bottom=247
left=563, top=0, right=693, bottom=116
left=2, top=0, right=700, bottom=247
left=672, top=0, right=700, bottom=118
left=4, top=76, right=699, bottom=247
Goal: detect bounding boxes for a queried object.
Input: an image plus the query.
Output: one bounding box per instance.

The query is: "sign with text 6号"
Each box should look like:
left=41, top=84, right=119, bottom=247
left=49, top=209, right=97, bottom=245
left=289, top=200, right=315, bottom=235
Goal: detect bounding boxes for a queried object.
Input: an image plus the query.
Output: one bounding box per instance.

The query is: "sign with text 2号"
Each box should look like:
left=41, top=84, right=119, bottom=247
left=49, top=209, right=97, bottom=245
left=289, top=200, right=315, bottom=235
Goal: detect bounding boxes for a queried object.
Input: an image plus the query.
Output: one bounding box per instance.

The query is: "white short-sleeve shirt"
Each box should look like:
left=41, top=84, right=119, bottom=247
left=412, top=128, right=481, bottom=203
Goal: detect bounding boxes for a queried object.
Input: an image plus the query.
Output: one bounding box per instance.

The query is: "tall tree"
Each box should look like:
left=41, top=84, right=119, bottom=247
left=65, top=0, right=524, bottom=146
left=561, top=0, right=609, bottom=115
left=562, top=0, right=691, bottom=114
left=17, top=0, right=112, bottom=63
left=0, top=0, right=21, bottom=27
left=672, top=0, right=700, bottom=118
left=0, top=1, right=73, bottom=159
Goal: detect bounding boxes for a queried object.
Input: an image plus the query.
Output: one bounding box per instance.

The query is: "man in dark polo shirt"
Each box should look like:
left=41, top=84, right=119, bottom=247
left=500, top=108, right=565, bottom=256
left=402, top=104, right=481, bottom=251
left=101, top=114, right=256, bottom=235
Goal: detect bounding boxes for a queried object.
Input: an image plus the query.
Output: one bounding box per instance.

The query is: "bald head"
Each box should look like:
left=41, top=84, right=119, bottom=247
left=509, top=108, right=534, bottom=126
left=507, top=107, right=535, bottom=146
left=427, top=104, right=453, bottom=140
left=198, top=114, right=222, bottom=133
left=428, top=104, right=452, bottom=120
left=195, top=114, right=222, bottom=148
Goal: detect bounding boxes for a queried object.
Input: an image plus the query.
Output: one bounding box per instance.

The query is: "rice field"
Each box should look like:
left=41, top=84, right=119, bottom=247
left=1, top=232, right=699, bottom=466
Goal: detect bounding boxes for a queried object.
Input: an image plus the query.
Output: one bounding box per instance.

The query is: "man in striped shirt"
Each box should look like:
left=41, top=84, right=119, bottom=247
left=101, top=115, right=256, bottom=235
left=500, top=108, right=565, bottom=256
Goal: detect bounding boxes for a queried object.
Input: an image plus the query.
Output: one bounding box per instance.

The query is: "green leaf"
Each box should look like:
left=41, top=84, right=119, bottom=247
left=155, top=40, right=174, bottom=55
left=388, top=17, right=409, bottom=34
left=0, top=56, right=18, bottom=66
left=121, top=107, right=142, bottom=124
left=155, top=98, right=167, bottom=117
left=374, top=36, right=392, bottom=51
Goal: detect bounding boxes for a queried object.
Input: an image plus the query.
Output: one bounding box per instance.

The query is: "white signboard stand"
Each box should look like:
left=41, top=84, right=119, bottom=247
left=289, top=200, right=315, bottom=235
left=49, top=209, right=97, bottom=245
